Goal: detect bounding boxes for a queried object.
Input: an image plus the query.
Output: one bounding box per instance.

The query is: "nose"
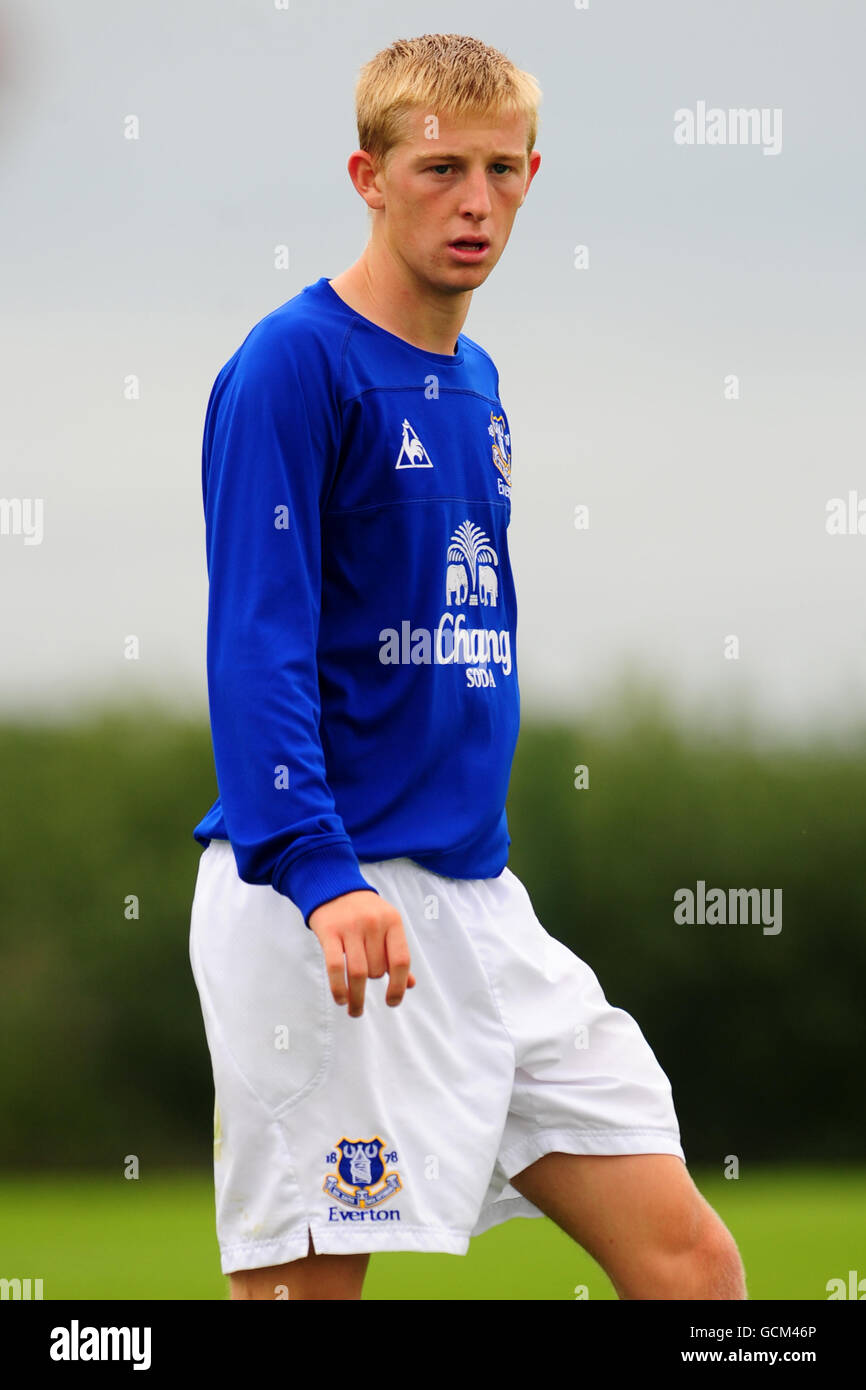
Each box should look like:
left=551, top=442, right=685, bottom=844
left=457, top=165, right=493, bottom=220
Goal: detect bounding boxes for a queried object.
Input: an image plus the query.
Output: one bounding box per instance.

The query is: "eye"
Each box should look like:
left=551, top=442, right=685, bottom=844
left=426, top=163, right=515, bottom=176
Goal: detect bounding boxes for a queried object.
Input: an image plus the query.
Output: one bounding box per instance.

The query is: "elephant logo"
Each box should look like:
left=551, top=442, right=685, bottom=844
left=478, top=564, right=499, bottom=606
left=446, top=520, right=499, bottom=608
left=446, top=563, right=469, bottom=606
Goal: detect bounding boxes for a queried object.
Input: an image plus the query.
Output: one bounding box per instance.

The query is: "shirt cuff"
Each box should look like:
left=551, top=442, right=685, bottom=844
left=272, top=841, right=380, bottom=927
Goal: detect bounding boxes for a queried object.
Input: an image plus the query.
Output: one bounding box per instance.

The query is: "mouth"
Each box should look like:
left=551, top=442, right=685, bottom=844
left=447, top=237, right=490, bottom=261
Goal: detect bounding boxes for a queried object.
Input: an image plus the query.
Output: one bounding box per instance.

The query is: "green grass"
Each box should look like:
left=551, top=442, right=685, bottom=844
left=0, top=1166, right=862, bottom=1300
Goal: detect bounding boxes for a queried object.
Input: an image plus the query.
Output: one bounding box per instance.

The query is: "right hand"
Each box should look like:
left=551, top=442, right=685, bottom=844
left=308, top=890, right=416, bottom=1018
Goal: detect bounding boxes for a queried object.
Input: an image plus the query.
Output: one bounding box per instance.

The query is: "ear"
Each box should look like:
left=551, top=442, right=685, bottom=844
left=347, top=150, right=386, bottom=213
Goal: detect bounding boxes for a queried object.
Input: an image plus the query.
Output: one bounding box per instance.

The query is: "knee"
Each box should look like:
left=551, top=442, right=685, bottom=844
left=617, top=1203, right=746, bottom=1301
left=648, top=1207, right=746, bottom=1301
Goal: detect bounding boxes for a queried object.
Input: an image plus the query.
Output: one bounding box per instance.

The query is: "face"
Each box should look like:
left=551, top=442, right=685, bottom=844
left=362, top=107, right=541, bottom=293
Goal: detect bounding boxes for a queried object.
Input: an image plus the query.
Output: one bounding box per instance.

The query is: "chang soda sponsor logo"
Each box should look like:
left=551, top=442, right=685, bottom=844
left=445, top=519, right=498, bottom=609
left=378, top=520, right=512, bottom=686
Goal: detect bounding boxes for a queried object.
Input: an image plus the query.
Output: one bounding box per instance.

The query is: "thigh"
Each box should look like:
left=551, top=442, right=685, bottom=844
left=509, top=1151, right=707, bottom=1274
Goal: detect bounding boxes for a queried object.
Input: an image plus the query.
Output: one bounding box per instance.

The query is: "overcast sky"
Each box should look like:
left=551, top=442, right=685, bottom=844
left=1, top=0, right=864, bottom=743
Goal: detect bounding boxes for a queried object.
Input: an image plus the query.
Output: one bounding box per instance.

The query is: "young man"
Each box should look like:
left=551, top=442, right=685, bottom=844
left=189, top=34, right=746, bottom=1301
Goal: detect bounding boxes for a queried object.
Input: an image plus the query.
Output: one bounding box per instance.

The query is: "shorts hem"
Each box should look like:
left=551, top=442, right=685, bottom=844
left=471, top=1193, right=548, bottom=1238
left=498, top=1126, right=687, bottom=1180
left=218, top=1224, right=471, bottom=1273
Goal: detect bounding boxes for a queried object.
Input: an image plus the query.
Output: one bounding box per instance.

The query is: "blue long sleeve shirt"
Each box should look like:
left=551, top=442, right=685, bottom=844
left=193, top=276, right=521, bottom=925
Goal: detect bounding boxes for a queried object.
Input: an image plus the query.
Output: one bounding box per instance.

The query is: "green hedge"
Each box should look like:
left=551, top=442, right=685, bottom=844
left=1, top=693, right=863, bottom=1169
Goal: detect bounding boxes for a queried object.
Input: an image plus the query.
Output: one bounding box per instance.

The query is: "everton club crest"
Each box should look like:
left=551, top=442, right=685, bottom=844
left=323, top=1137, right=402, bottom=1209
left=488, top=412, right=512, bottom=488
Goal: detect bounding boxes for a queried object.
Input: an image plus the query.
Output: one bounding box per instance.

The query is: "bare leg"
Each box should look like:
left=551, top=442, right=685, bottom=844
left=509, top=1152, right=746, bottom=1300
left=229, top=1231, right=370, bottom=1301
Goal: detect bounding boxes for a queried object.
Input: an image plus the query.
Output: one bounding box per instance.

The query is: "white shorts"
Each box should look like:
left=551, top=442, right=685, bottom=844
left=189, top=839, right=686, bottom=1274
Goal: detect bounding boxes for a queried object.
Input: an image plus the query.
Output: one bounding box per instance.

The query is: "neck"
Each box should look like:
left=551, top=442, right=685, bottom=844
left=329, top=236, right=472, bottom=356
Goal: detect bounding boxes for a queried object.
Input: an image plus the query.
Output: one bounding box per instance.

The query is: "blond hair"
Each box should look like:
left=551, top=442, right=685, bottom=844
left=355, top=33, right=542, bottom=171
